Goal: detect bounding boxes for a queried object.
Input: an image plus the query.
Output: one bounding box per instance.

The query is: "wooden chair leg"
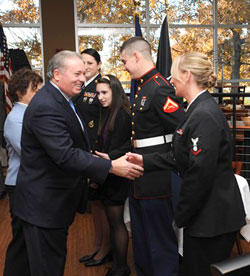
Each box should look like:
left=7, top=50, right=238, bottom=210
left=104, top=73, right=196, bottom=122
left=235, top=232, right=243, bottom=255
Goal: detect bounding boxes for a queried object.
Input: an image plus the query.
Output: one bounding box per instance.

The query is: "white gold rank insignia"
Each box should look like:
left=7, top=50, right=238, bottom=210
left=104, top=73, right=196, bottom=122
left=88, top=120, right=94, bottom=128
left=191, top=137, right=202, bottom=155
left=83, top=96, right=87, bottom=102
left=89, top=98, right=94, bottom=104
left=141, top=96, right=147, bottom=107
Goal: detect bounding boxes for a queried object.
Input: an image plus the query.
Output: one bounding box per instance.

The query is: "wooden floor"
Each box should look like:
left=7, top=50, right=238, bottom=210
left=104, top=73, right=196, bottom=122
left=1, top=195, right=250, bottom=276
left=0, top=196, right=137, bottom=276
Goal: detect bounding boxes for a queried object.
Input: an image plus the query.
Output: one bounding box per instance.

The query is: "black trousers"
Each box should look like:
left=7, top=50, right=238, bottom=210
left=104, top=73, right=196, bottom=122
left=4, top=215, right=68, bottom=276
left=182, top=230, right=237, bottom=276
left=4, top=185, right=30, bottom=276
left=129, top=195, right=179, bottom=276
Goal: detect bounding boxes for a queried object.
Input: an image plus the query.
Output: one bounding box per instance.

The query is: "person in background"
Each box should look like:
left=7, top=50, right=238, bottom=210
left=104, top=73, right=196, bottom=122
left=4, top=68, right=43, bottom=276
left=74, top=49, right=111, bottom=266
left=127, top=52, right=246, bottom=276
left=120, top=37, right=185, bottom=276
left=94, top=75, right=131, bottom=276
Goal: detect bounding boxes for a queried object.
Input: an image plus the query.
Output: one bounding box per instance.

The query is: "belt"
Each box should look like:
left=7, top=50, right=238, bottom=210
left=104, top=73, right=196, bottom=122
left=133, top=134, right=173, bottom=148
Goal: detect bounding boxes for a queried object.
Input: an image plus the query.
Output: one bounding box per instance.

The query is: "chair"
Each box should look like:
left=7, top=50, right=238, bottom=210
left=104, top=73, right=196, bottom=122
left=232, top=161, right=244, bottom=255
left=232, top=161, right=243, bottom=175
left=210, top=252, right=250, bottom=275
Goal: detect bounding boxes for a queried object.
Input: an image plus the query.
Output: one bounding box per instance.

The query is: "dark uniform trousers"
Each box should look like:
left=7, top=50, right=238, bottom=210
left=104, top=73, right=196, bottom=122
left=129, top=68, right=185, bottom=276
left=183, top=230, right=237, bottom=276
left=129, top=196, right=179, bottom=276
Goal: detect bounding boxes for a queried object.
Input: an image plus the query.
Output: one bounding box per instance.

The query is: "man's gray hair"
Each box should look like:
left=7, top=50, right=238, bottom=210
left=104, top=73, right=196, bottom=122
left=47, top=50, right=82, bottom=80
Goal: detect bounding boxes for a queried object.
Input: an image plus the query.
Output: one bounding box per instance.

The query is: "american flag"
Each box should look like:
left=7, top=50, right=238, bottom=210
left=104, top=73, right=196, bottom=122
left=0, top=23, right=13, bottom=113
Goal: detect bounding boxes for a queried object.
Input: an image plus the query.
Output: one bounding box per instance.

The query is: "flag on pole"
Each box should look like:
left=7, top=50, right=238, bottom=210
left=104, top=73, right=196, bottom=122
left=130, top=14, right=143, bottom=103
left=0, top=23, right=13, bottom=113
left=156, top=16, right=172, bottom=78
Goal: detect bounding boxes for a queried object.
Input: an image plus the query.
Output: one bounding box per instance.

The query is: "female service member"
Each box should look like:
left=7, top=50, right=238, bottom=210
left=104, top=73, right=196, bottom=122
left=127, top=52, right=246, bottom=276
left=75, top=49, right=111, bottom=266
left=95, top=75, right=131, bottom=276
left=4, top=68, right=43, bottom=275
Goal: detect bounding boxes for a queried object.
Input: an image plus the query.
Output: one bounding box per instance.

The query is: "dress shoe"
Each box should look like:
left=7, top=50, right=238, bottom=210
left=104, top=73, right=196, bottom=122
left=79, top=249, right=99, bottom=263
left=103, top=268, right=114, bottom=276
left=84, top=251, right=112, bottom=267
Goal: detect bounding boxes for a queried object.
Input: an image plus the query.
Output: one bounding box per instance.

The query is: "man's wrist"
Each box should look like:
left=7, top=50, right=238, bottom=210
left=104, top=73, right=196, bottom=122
left=109, top=161, right=113, bottom=173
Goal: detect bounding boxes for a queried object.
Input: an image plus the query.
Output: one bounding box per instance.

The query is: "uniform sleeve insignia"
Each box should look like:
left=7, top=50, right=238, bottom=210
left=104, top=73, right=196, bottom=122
left=163, top=97, right=179, bottom=113
left=191, top=137, right=202, bottom=155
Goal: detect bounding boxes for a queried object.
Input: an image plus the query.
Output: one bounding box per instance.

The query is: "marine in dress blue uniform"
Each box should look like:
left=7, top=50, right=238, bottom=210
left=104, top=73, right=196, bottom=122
left=129, top=67, right=185, bottom=276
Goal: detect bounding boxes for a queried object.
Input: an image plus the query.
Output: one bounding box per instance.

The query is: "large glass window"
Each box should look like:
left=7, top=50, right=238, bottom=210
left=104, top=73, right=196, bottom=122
left=218, top=28, right=250, bottom=81
left=76, top=0, right=249, bottom=89
left=1, top=0, right=249, bottom=88
left=0, top=0, right=41, bottom=71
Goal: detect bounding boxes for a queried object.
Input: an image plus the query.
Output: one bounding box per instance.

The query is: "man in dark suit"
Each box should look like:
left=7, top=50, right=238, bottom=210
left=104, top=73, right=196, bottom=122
left=4, top=50, right=143, bottom=276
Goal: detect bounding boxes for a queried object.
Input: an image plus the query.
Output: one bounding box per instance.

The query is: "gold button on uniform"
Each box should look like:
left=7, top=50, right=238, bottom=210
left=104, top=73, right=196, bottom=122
left=138, top=87, right=141, bottom=91
left=132, top=121, right=135, bottom=126
left=132, top=131, right=135, bottom=135
left=135, top=94, right=138, bottom=98
left=132, top=112, right=135, bottom=116
left=140, top=107, right=143, bottom=111
left=88, top=120, right=94, bottom=128
left=133, top=103, right=136, bottom=107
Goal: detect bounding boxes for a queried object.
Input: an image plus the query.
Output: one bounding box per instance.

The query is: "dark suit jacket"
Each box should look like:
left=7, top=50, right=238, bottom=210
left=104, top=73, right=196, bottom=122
left=97, top=108, right=131, bottom=201
left=144, top=91, right=246, bottom=237
left=13, top=82, right=111, bottom=228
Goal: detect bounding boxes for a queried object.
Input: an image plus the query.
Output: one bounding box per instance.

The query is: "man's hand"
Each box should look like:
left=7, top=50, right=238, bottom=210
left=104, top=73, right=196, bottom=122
left=126, top=152, right=144, bottom=167
left=110, top=155, right=144, bottom=180
left=95, top=151, right=110, bottom=160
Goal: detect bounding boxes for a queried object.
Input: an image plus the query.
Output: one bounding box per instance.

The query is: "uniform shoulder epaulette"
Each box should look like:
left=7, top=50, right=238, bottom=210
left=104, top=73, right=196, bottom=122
left=153, top=73, right=170, bottom=87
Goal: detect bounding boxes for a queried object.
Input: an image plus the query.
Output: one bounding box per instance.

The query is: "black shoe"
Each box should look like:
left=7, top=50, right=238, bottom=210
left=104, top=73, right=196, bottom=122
left=103, top=268, right=115, bottom=276
left=79, top=249, right=99, bottom=263
left=84, top=251, right=112, bottom=267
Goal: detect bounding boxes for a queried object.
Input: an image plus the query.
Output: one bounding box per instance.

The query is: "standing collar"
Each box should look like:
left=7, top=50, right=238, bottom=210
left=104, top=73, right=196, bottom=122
left=185, top=89, right=207, bottom=112
left=136, top=67, right=158, bottom=86
left=85, top=73, right=99, bottom=87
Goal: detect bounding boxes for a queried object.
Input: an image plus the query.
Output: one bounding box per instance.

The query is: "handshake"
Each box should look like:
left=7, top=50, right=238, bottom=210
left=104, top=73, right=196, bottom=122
left=95, top=151, right=144, bottom=180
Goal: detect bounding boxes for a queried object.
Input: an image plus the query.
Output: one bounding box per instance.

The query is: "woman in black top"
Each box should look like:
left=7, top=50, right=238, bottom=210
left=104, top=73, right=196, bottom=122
left=127, top=52, right=246, bottom=276
left=75, top=49, right=111, bottom=266
left=95, top=75, right=131, bottom=276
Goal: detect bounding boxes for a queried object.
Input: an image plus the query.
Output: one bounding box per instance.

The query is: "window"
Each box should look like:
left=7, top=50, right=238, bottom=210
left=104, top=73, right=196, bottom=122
left=76, top=0, right=249, bottom=89
left=0, top=0, right=41, bottom=72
